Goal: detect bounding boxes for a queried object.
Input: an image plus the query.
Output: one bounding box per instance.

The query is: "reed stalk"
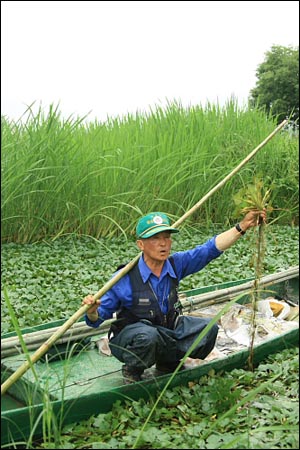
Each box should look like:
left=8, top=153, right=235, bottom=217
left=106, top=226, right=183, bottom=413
left=3, top=287, right=39, bottom=382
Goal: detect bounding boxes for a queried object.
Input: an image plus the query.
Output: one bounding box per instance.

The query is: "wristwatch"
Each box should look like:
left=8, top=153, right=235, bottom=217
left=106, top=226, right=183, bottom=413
left=235, top=223, right=246, bottom=235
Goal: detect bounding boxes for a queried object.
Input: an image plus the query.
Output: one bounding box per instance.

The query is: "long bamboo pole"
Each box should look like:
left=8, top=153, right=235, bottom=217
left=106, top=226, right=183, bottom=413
left=1, top=323, right=111, bottom=352
left=172, top=119, right=288, bottom=228
left=1, top=119, right=288, bottom=395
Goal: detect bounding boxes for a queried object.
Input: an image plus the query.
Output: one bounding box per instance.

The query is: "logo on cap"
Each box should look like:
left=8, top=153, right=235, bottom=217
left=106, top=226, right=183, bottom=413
left=153, top=215, right=164, bottom=225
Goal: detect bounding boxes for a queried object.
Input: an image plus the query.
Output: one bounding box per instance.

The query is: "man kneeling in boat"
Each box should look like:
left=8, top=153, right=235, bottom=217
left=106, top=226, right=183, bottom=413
left=82, top=210, right=265, bottom=384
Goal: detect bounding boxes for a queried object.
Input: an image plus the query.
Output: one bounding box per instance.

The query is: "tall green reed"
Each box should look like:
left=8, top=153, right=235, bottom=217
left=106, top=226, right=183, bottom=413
left=2, top=287, right=62, bottom=448
left=1, top=100, right=298, bottom=243
left=2, top=286, right=98, bottom=448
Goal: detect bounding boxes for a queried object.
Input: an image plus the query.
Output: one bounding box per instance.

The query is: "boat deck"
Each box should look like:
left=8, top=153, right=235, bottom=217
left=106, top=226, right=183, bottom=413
left=2, top=305, right=298, bottom=411
left=2, top=333, right=122, bottom=408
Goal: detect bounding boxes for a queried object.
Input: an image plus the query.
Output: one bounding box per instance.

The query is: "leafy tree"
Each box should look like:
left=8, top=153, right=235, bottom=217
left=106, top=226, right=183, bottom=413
left=249, top=45, right=299, bottom=125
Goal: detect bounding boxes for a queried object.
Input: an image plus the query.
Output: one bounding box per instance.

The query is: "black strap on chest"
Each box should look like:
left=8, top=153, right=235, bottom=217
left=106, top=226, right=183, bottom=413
left=110, top=256, right=180, bottom=336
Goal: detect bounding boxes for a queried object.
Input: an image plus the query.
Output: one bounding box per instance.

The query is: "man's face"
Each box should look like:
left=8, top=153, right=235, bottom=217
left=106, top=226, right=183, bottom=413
left=137, top=231, right=172, bottom=262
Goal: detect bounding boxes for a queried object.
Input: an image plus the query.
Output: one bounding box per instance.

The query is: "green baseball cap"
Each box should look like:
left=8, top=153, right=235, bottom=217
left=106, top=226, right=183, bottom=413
left=136, top=212, right=179, bottom=239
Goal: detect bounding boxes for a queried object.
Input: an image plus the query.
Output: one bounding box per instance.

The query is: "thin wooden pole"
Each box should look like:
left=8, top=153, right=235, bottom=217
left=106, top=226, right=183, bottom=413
left=1, top=119, right=288, bottom=396
left=172, top=119, right=288, bottom=228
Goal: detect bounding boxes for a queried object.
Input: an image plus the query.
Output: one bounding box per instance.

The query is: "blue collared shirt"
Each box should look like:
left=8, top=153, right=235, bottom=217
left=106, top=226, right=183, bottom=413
left=85, top=236, right=222, bottom=328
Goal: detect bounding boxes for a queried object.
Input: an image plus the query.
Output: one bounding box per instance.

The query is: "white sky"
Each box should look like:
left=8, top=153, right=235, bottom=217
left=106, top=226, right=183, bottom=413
left=1, top=0, right=299, bottom=124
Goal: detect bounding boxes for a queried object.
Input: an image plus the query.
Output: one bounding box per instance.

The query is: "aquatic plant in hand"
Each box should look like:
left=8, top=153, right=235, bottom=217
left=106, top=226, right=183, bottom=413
left=233, top=177, right=274, bottom=369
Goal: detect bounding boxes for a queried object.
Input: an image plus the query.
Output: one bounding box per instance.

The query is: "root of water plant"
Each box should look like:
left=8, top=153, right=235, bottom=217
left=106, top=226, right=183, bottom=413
left=233, top=177, right=272, bottom=370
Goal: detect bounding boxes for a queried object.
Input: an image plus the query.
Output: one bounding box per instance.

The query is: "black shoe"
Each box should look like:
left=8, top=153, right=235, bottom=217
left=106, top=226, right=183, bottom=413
left=122, top=365, right=143, bottom=384
left=155, top=361, right=183, bottom=374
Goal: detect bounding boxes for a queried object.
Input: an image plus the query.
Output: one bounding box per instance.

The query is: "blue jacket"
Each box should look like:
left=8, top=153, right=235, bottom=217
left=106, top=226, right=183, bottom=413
left=85, top=236, right=222, bottom=328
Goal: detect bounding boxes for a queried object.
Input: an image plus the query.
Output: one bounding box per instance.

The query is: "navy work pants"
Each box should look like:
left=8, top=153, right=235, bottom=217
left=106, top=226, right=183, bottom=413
left=109, top=315, right=218, bottom=372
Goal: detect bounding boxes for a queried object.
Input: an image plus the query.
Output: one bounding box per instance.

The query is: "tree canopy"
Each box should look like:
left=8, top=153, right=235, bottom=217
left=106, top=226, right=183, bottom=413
left=249, top=45, right=299, bottom=125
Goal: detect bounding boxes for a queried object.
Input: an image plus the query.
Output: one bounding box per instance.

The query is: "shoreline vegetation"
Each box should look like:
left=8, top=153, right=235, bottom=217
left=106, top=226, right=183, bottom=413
left=1, top=100, right=298, bottom=244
